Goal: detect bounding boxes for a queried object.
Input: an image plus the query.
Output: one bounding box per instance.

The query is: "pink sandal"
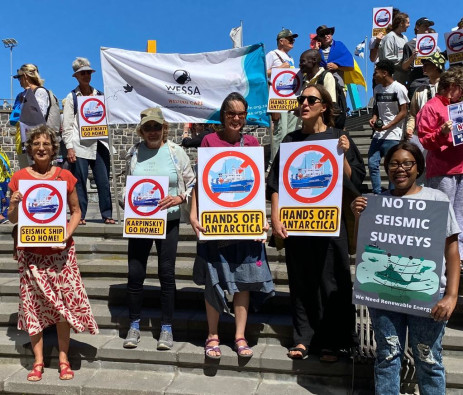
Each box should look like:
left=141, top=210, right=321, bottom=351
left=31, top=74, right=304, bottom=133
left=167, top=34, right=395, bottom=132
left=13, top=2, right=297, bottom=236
left=204, top=338, right=221, bottom=360
left=59, top=362, right=74, bottom=380
left=234, top=338, right=253, bottom=358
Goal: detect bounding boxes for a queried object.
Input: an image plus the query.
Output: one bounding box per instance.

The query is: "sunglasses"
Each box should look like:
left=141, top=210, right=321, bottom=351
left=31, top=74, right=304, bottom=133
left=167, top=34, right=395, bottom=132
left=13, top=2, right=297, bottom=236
left=296, top=95, right=323, bottom=105
left=225, top=111, right=247, bottom=119
left=142, top=123, right=163, bottom=132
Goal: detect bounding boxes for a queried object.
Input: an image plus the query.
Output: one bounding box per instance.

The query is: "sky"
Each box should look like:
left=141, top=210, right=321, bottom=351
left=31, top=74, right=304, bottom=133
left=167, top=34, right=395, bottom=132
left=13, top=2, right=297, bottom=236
left=1, top=0, right=462, bottom=109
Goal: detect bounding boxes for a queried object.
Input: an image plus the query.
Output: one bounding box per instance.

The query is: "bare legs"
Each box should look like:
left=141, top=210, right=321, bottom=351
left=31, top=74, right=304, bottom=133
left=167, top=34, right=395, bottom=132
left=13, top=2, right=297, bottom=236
left=205, top=291, right=252, bottom=357
left=28, top=322, right=73, bottom=380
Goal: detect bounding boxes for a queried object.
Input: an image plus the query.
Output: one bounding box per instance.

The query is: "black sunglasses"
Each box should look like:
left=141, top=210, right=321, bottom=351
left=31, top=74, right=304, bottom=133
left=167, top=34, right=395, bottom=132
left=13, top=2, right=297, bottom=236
left=296, top=95, right=323, bottom=105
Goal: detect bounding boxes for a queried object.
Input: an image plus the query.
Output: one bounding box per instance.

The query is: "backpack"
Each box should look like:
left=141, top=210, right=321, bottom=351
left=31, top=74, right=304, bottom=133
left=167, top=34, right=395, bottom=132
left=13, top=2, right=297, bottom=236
left=33, top=87, right=61, bottom=133
left=71, top=88, right=103, bottom=116
left=317, top=70, right=347, bottom=130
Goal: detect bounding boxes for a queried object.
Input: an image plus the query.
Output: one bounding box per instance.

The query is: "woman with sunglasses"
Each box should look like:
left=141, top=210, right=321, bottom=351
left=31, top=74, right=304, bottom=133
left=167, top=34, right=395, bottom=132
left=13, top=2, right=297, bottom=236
left=190, top=92, right=274, bottom=359
left=267, top=84, right=365, bottom=362
left=123, top=107, right=195, bottom=350
left=351, top=142, right=460, bottom=394
left=62, top=57, right=114, bottom=225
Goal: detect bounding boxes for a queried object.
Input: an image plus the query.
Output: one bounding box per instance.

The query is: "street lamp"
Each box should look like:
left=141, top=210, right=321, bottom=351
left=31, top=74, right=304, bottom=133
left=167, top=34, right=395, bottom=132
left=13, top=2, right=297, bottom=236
left=2, top=38, right=18, bottom=106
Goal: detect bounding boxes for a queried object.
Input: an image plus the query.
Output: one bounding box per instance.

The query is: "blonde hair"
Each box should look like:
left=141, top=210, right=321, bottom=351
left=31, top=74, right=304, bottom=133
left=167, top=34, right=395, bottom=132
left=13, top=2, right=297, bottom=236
left=18, top=64, right=44, bottom=86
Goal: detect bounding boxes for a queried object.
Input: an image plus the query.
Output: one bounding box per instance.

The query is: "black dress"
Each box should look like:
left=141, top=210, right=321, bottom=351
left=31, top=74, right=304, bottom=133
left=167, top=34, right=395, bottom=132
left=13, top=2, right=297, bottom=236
left=266, top=128, right=366, bottom=351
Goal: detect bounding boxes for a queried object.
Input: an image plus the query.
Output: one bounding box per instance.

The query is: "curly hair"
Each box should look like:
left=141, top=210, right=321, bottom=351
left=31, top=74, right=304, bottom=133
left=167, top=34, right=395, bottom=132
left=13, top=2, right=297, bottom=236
left=390, top=12, right=409, bottom=31
left=25, top=125, right=59, bottom=160
left=437, top=66, right=463, bottom=94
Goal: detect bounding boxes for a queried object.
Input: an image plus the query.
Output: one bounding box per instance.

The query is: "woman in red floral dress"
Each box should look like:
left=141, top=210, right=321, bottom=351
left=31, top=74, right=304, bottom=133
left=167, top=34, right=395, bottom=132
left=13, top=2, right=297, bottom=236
left=8, top=125, right=98, bottom=382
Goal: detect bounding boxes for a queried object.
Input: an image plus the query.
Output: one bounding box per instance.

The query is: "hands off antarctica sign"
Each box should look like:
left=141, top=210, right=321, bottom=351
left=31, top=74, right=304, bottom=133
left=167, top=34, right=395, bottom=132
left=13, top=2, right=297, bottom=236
left=448, top=101, right=463, bottom=146
left=18, top=180, right=67, bottom=247
left=372, top=7, right=393, bottom=36
left=123, top=176, right=168, bottom=239
left=198, top=147, right=266, bottom=240
left=445, top=29, right=463, bottom=65
left=353, top=195, right=448, bottom=317
left=77, top=96, right=109, bottom=140
left=414, top=33, right=438, bottom=67
left=267, top=68, right=303, bottom=112
left=278, top=140, right=343, bottom=236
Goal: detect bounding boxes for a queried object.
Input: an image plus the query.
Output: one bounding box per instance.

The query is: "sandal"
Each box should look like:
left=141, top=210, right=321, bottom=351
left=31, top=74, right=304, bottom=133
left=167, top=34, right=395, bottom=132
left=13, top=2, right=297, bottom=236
left=104, top=218, right=116, bottom=225
left=59, top=362, right=74, bottom=380
left=27, top=362, right=44, bottom=382
left=79, top=219, right=86, bottom=225
left=320, top=348, right=338, bottom=363
left=205, top=338, right=221, bottom=360
left=234, top=338, right=253, bottom=358
left=287, top=345, right=309, bottom=360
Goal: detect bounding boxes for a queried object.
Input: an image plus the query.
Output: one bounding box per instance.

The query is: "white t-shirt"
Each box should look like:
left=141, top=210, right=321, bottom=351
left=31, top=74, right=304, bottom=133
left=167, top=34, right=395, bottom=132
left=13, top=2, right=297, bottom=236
left=373, top=80, right=409, bottom=140
left=265, top=49, right=295, bottom=70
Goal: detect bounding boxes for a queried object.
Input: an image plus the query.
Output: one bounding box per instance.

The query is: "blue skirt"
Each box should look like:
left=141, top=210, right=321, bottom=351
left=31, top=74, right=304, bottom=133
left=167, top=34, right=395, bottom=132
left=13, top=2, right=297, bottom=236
left=194, top=240, right=275, bottom=313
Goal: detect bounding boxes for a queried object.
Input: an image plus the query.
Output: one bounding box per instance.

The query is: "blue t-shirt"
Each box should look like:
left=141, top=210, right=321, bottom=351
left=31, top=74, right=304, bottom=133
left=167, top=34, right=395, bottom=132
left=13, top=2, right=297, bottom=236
left=133, top=142, right=179, bottom=220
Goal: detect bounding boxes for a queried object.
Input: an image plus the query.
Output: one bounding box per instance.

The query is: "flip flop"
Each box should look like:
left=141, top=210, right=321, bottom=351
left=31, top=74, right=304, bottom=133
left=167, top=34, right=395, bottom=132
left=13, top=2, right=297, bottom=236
left=205, top=338, right=221, bottom=359
left=104, top=218, right=116, bottom=224
left=287, top=345, right=309, bottom=359
left=79, top=219, right=86, bottom=225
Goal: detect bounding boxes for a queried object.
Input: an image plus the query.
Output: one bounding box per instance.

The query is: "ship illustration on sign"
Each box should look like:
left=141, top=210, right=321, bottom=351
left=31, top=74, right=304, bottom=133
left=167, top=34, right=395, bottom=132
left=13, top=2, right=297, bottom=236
left=28, top=195, right=58, bottom=214
left=211, top=165, right=254, bottom=193
left=133, top=189, right=160, bottom=207
left=84, top=102, right=104, bottom=118
left=449, top=36, right=463, bottom=50
left=276, top=78, right=297, bottom=91
left=290, top=155, right=332, bottom=189
left=420, top=43, right=434, bottom=51
left=356, top=242, right=439, bottom=299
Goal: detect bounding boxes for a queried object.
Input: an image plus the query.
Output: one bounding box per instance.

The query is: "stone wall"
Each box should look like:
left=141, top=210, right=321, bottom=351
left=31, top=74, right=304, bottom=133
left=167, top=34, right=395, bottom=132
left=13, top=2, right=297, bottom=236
left=0, top=110, right=270, bottom=197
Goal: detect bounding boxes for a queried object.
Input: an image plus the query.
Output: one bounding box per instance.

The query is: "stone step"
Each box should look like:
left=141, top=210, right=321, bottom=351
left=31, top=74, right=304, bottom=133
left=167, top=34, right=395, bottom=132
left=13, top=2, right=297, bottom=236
left=0, top=240, right=286, bottom=262
left=0, top=328, right=462, bottom=393
left=0, top=257, right=290, bottom=283
left=0, top=275, right=291, bottom=317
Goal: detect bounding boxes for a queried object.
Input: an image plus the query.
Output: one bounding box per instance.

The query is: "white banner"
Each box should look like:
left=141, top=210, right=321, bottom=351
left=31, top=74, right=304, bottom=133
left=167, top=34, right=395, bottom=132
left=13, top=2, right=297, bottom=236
left=101, top=44, right=269, bottom=126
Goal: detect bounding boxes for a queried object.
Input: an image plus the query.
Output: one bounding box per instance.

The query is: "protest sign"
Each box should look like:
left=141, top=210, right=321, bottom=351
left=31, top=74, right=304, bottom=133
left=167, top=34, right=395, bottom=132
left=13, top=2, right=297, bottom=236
left=77, top=96, right=108, bottom=140
left=372, top=7, right=393, bottom=37
left=101, top=44, right=269, bottom=126
left=445, top=29, right=463, bottom=65
left=448, top=101, right=463, bottom=146
left=353, top=195, right=448, bottom=317
left=197, top=147, right=266, bottom=240
left=18, top=180, right=67, bottom=247
left=267, top=68, right=303, bottom=112
left=414, top=33, right=438, bottom=67
left=123, top=176, right=168, bottom=239
left=278, top=140, right=343, bottom=236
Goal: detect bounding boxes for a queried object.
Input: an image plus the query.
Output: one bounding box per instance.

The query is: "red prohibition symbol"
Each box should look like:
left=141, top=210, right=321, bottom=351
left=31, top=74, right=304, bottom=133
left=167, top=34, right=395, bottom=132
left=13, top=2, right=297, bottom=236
left=22, top=184, right=63, bottom=224
left=417, top=35, right=436, bottom=56
left=128, top=179, right=165, bottom=217
left=283, top=144, right=339, bottom=204
left=80, top=97, right=106, bottom=125
left=202, top=151, right=260, bottom=208
left=447, top=31, right=463, bottom=53
left=272, top=70, right=301, bottom=98
left=374, top=8, right=391, bottom=27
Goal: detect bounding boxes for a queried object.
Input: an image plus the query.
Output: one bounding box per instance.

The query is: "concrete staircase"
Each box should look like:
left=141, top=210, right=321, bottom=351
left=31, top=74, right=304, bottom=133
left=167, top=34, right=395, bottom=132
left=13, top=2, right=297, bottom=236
left=0, top=222, right=462, bottom=394
left=0, top=112, right=462, bottom=394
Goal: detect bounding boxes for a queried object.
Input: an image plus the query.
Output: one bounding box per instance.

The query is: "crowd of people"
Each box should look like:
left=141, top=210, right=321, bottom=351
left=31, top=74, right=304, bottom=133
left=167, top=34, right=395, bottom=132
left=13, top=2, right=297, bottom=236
left=3, top=11, right=463, bottom=394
